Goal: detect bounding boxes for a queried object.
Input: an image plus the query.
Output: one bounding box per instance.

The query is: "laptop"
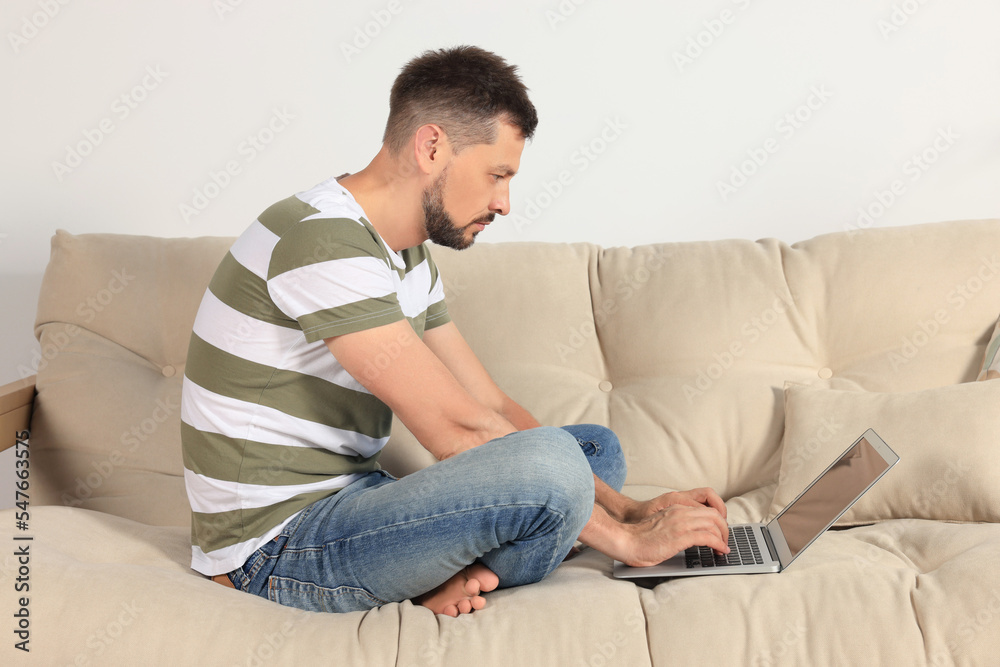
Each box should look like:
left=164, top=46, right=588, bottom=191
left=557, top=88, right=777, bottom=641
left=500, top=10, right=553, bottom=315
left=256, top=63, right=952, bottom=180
left=613, top=428, right=899, bottom=578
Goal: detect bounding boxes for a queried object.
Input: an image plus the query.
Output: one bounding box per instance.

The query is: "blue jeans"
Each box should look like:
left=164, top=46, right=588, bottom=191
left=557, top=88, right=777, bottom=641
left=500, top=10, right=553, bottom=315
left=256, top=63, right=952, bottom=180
left=227, top=424, right=626, bottom=613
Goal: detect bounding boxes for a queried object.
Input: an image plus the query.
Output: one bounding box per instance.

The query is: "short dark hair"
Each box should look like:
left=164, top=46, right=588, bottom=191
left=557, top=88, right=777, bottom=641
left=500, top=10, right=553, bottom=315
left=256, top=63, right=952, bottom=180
left=383, top=45, right=538, bottom=155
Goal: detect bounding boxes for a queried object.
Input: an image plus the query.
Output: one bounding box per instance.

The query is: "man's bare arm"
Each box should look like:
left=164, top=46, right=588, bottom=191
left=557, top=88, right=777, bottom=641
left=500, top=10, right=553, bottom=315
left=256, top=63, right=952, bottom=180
left=423, top=322, right=540, bottom=431
left=325, top=320, right=516, bottom=460
left=347, top=320, right=730, bottom=562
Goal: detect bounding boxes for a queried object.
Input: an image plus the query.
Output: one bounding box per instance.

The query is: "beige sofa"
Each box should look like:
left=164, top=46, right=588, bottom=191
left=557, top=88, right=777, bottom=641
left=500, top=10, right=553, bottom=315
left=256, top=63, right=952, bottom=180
left=3, top=219, right=1000, bottom=665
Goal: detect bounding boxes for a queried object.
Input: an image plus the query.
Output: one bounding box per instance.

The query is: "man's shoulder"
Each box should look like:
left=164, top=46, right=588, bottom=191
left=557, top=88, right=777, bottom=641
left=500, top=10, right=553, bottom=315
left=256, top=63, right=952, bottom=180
left=256, top=179, right=391, bottom=277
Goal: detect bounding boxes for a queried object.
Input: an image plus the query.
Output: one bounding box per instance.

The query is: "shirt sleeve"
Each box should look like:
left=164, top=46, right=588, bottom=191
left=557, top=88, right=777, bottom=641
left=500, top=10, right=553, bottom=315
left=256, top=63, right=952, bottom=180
left=266, top=218, right=406, bottom=343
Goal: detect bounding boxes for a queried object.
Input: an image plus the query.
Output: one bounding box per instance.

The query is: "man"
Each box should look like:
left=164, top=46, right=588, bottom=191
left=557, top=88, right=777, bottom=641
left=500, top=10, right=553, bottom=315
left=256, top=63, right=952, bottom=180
left=181, top=45, right=729, bottom=617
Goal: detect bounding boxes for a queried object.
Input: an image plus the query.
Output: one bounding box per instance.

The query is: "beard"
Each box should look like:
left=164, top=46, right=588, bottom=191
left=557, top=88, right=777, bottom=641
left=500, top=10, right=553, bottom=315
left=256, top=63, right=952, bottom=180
left=422, top=169, right=494, bottom=251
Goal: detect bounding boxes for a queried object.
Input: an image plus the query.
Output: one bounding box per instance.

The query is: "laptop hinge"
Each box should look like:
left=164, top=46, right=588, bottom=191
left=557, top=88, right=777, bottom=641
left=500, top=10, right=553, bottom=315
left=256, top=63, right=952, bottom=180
left=761, top=526, right=779, bottom=564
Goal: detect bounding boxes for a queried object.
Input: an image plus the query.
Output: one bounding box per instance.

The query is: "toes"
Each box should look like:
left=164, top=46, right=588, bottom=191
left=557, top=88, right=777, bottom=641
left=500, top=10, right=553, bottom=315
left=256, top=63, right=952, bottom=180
left=442, top=604, right=459, bottom=618
left=456, top=598, right=473, bottom=615
left=471, top=595, right=486, bottom=611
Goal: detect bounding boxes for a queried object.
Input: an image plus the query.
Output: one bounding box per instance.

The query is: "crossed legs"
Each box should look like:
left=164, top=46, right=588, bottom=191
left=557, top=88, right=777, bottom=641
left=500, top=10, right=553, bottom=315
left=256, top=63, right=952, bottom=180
left=231, top=425, right=626, bottom=615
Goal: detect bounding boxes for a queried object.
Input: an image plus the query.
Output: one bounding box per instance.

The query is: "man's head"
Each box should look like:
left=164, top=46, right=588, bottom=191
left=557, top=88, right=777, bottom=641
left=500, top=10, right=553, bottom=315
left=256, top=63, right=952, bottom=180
left=382, top=45, right=538, bottom=157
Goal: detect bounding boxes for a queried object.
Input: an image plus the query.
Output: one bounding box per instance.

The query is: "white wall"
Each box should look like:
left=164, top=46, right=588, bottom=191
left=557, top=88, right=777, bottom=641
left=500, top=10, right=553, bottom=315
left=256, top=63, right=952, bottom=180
left=1, top=1, right=998, bottom=501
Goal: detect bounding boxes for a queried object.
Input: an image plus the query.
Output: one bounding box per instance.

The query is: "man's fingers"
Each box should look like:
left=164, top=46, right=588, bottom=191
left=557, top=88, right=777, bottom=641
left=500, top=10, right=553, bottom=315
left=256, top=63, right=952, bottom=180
left=665, top=506, right=730, bottom=553
left=685, top=487, right=728, bottom=518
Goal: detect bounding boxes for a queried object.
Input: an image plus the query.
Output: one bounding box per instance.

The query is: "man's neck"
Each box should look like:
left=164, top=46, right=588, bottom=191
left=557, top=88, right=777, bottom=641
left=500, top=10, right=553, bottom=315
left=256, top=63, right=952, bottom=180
left=338, top=147, right=429, bottom=253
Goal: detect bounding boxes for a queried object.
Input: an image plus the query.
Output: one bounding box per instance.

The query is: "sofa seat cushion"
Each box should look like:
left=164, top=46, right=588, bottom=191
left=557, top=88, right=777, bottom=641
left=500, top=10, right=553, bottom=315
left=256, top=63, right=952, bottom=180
left=7, top=505, right=999, bottom=664
left=641, top=520, right=1000, bottom=665
left=3, top=506, right=652, bottom=666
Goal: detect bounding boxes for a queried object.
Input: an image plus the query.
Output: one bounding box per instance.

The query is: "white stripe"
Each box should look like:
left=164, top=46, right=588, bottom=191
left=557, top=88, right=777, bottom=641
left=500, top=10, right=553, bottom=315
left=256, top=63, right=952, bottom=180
left=296, top=179, right=366, bottom=221
left=268, top=256, right=396, bottom=320
left=190, top=518, right=292, bottom=576
left=181, top=379, right=388, bottom=457
left=191, top=290, right=369, bottom=393
left=184, top=467, right=359, bottom=514
left=427, top=262, right=446, bottom=306
left=398, top=258, right=433, bottom=318
left=294, top=181, right=405, bottom=270
left=229, top=220, right=279, bottom=280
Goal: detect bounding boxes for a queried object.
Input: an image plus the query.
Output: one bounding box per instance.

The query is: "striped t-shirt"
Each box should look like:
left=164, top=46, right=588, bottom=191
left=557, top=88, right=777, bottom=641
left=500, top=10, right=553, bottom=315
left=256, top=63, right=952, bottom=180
left=181, top=177, right=450, bottom=576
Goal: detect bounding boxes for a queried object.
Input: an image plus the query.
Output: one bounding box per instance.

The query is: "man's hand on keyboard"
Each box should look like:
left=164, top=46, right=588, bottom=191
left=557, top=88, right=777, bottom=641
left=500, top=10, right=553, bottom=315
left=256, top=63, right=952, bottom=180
left=618, top=503, right=730, bottom=568
left=621, top=487, right=728, bottom=524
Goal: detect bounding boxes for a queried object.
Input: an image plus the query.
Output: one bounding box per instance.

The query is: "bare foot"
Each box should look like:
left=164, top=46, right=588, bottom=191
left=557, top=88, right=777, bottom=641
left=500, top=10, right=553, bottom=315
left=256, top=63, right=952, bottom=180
left=415, top=563, right=500, bottom=617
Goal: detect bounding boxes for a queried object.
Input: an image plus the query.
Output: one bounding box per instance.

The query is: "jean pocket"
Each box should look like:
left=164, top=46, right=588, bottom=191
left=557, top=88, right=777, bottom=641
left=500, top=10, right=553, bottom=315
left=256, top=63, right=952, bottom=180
left=268, top=576, right=388, bottom=614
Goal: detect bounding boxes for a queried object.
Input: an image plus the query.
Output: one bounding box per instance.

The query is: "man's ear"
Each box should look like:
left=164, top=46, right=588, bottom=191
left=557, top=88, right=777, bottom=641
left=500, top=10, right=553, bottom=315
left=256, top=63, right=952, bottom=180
left=413, top=124, right=449, bottom=175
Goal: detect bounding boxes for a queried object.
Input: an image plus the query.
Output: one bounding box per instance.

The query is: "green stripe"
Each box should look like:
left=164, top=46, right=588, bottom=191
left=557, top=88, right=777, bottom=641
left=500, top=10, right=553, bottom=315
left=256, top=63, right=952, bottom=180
left=425, top=300, right=451, bottom=330
left=401, top=245, right=430, bottom=274
left=208, top=252, right=299, bottom=330
left=182, top=422, right=381, bottom=485
left=257, top=196, right=320, bottom=236
left=192, top=490, right=335, bottom=552
left=300, top=298, right=405, bottom=343
left=184, top=335, right=392, bottom=437
left=268, top=218, right=394, bottom=279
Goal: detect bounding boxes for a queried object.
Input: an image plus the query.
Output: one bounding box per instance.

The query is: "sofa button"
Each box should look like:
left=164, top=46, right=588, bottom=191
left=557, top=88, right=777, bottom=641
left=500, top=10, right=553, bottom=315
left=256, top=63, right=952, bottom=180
left=161, top=365, right=177, bottom=378
left=598, top=380, right=613, bottom=392
left=818, top=367, right=833, bottom=379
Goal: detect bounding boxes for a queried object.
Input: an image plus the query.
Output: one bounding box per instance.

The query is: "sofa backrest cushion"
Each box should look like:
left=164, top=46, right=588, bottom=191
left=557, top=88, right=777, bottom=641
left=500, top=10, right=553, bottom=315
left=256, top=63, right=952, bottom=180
left=27, top=220, right=1000, bottom=527
left=31, top=231, right=234, bottom=526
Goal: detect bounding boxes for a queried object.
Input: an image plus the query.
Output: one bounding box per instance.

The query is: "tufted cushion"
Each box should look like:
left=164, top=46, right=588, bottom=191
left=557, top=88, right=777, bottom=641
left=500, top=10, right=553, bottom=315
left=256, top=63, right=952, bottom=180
left=29, top=220, right=1000, bottom=527
left=430, top=220, right=1000, bottom=498
left=31, top=231, right=234, bottom=526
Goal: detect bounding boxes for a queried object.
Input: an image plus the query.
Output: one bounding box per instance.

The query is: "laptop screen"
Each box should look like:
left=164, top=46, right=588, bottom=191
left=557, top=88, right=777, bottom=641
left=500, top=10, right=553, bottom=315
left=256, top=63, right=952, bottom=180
left=771, top=436, right=892, bottom=560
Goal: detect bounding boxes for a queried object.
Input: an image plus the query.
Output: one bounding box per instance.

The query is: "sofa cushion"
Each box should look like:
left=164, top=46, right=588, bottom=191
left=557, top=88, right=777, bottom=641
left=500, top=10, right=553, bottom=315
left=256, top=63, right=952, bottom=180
left=430, top=221, right=1000, bottom=499
left=27, top=221, right=1000, bottom=527
left=771, top=380, right=1000, bottom=524
left=31, top=231, right=234, bottom=526
left=641, top=520, right=1000, bottom=665
left=5, top=506, right=652, bottom=666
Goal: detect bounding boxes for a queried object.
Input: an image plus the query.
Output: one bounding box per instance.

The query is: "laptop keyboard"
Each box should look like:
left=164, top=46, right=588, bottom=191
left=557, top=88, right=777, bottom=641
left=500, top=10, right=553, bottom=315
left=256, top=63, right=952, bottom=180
left=684, top=525, right=765, bottom=568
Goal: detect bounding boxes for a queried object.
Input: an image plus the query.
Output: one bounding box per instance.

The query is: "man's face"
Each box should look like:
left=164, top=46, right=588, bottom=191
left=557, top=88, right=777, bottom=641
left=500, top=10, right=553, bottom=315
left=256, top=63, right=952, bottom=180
left=422, top=122, right=525, bottom=250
